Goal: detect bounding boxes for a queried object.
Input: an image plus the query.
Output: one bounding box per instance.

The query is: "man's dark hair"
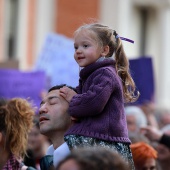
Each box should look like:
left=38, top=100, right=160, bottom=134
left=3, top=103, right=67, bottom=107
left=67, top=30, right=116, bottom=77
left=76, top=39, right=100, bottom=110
left=48, top=84, right=76, bottom=93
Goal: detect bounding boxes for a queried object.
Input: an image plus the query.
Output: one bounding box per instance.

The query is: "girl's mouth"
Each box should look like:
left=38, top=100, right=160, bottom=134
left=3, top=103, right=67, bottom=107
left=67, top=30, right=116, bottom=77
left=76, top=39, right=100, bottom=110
left=78, top=57, right=85, bottom=60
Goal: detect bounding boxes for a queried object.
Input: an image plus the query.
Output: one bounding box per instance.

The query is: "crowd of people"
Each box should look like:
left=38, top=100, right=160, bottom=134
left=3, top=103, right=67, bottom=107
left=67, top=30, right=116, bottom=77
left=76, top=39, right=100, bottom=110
left=1, top=22, right=170, bottom=170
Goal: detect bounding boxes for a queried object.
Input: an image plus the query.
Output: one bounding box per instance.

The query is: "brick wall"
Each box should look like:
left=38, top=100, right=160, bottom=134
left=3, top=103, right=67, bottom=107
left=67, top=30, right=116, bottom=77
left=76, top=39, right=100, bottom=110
left=56, top=0, right=99, bottom=38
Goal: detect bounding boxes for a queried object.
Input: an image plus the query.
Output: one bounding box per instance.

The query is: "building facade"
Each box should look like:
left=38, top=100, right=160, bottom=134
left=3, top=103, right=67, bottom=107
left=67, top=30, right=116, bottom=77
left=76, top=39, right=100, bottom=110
left=0, top=0, right=170, bottom=108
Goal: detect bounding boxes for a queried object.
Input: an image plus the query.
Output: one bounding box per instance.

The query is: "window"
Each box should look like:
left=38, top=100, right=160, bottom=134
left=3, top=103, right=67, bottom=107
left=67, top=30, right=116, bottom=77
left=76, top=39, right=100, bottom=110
left=7, top=0, right=18, bottom=59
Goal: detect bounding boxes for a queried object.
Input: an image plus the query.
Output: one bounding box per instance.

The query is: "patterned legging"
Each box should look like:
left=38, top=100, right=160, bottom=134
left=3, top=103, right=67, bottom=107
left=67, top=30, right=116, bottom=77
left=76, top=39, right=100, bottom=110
left=65, top=135, right=135, bottom=170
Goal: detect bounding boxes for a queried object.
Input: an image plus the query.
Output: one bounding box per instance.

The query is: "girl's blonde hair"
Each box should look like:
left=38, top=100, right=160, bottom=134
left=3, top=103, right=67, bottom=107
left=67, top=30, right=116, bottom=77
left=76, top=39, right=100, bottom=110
left=75, top=23, right=139, bottom=102
left=0, top=98, right=34, bottom=159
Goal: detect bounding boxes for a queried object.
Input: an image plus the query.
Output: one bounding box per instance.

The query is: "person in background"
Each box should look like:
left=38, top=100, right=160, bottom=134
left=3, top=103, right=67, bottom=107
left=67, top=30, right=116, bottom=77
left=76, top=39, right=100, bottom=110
left=151, top=124, right=170, bottom=170
left=56, top=147, right=130, bottom=170
left=24, top=116, right=50, bottom=169
left=125, top=105, right=147, bottom=133
left=130, top=142, right=158, bottom=170
left=0, top=98, right=36, bottom=170
left=140, top=101, right=159, bottom=129
left=141, top=124, right=170, bottom=170
left=155, top=108, right=170, bottom=129
left=59, top=23, right=139, bottom=169
left=128, top=132, right=150, bottom=144
left=141, top=125, right=170, bottom=149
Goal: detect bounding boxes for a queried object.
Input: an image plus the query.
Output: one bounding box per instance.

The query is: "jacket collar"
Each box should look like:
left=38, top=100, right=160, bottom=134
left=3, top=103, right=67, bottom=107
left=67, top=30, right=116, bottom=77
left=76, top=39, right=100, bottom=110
left=80, top=58, right=115, bottom=79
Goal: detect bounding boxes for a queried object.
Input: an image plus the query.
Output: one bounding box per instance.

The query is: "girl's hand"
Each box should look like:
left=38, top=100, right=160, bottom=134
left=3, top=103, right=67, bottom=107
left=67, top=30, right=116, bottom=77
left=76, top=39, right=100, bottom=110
left=59, top=86, right=77, bottom=103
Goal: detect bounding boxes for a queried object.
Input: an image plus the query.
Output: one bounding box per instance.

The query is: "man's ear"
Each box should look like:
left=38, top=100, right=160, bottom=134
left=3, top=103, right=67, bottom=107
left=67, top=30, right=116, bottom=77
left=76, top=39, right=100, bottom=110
left=101, top=45, right=109, bottom=56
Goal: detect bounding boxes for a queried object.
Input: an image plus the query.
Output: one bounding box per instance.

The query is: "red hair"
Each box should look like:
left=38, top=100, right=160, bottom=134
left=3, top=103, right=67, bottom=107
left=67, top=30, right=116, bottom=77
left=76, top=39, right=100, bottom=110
left=130, top=142, right=157, bottom=167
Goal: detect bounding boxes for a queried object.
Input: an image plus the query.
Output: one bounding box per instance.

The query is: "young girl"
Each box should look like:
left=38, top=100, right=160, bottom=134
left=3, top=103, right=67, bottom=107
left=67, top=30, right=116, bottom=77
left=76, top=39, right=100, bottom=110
left=60, top=23, right=139, bottom=169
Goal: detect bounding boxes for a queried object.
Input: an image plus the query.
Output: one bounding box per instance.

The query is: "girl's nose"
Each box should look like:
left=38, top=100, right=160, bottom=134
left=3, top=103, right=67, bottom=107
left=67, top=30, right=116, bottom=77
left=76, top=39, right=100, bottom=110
left=76, top=47, right=82, bottom=53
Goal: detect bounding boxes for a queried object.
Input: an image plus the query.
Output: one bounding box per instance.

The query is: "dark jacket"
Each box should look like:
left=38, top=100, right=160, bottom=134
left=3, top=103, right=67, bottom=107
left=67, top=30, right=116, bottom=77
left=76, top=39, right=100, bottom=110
left=159, top=134, right=170, bottom=148
left=40, top=155, right=53, bottom=170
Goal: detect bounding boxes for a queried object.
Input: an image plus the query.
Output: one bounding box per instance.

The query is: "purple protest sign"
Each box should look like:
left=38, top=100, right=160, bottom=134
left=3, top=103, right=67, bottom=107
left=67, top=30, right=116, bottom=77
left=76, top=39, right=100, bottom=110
left=129, top=57, right=155, bottom=105
left=0, top=69, right=47, bottom=111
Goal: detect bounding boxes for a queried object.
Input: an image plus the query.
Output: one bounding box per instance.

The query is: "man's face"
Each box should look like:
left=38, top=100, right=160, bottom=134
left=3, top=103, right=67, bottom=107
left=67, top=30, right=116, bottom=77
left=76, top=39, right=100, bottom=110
left=39, top=89, right=71, bottom=137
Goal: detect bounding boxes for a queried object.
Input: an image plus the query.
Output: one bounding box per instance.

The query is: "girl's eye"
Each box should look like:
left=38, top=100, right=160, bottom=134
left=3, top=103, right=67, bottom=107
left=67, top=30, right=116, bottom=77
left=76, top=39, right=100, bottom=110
left=83, top=44, right=89, bottom=48
left=74, top=46, right=78, bottom=50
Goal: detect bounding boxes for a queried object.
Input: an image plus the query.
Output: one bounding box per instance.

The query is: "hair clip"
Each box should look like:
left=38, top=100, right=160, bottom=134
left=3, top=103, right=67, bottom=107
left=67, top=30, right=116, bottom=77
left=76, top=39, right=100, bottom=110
left=116, top=35, right=120, bottom=39
left=113, top=30, right=134, bottom=43
left=119, top=37, right=134, bottom=43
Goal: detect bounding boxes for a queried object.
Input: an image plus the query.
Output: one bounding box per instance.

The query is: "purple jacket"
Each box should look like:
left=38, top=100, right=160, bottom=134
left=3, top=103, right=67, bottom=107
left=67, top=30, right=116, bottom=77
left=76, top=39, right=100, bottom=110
left=65, top=59, right=131, bottom=143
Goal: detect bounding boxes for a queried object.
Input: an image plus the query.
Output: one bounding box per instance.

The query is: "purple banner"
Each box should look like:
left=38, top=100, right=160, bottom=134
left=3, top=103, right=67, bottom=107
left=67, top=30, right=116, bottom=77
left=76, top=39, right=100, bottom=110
left=0, top=69, right=46, bottom=110
left=129, top=57, right=155, bottom=105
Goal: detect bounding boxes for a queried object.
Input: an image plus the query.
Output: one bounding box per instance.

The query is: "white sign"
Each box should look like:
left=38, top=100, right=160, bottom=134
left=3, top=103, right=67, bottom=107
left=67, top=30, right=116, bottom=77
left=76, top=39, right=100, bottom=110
left=35, top=33, right=79, bottom=88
